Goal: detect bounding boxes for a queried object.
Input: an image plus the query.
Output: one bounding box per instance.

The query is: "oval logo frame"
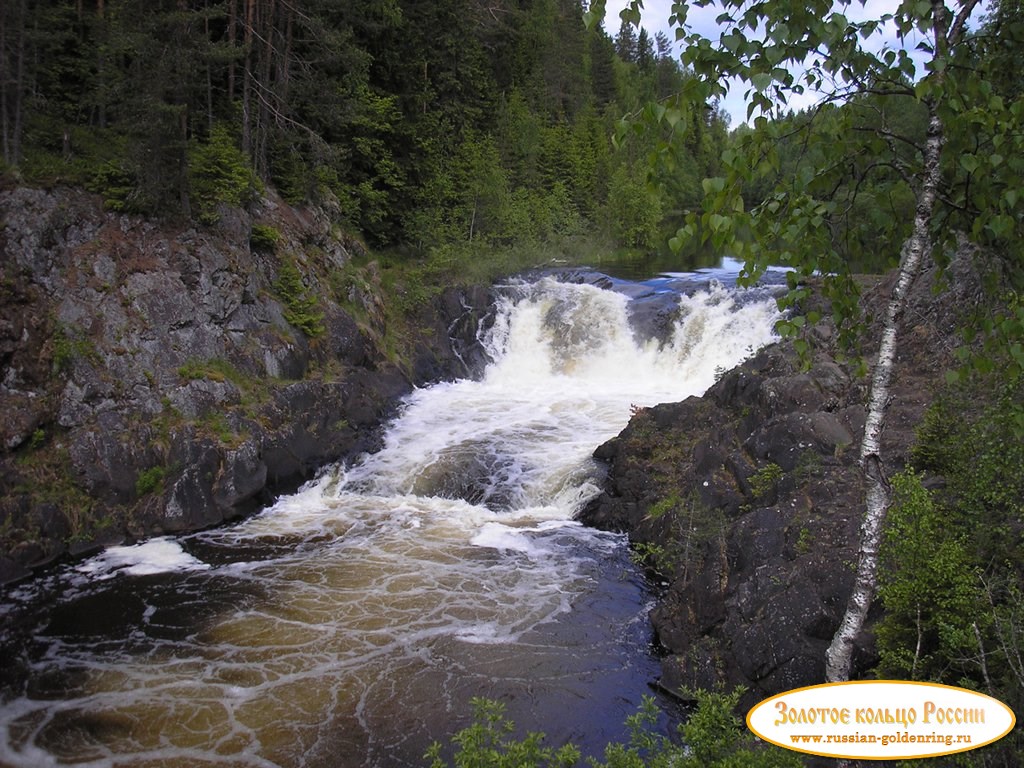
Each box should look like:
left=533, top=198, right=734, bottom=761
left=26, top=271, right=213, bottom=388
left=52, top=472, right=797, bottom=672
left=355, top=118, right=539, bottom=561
left=746, top=680, right=1016, bottom=760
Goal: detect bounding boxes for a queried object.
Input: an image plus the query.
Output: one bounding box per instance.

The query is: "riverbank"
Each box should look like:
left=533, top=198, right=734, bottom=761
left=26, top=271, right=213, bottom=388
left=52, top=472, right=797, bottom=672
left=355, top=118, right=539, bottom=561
left=581, top=246, right=991, bottom=705
left=0, top=186, right=496, bottom=584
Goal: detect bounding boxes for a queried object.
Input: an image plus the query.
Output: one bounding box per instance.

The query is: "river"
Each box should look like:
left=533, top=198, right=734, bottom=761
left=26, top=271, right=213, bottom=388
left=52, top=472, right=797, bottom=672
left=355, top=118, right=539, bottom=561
left=0, top=266, right=782, bottom=767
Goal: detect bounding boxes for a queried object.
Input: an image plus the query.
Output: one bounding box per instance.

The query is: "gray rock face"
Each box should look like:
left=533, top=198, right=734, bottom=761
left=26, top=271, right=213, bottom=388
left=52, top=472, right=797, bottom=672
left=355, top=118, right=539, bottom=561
left=0, top=187, right=493, bottom=582
left=581, top=253, right=983, bottom=705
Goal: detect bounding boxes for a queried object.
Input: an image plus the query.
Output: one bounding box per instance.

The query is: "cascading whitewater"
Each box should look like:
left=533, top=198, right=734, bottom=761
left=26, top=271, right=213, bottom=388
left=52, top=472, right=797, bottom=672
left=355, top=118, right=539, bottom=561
left=0, top=273, right=782, bottom=768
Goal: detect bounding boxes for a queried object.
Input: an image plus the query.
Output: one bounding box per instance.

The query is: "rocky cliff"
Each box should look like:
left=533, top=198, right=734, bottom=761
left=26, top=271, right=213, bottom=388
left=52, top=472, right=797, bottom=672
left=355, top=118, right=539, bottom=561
left=0, top=187, right=493, bottom=584
left=582, top=249, right=988, bottom=704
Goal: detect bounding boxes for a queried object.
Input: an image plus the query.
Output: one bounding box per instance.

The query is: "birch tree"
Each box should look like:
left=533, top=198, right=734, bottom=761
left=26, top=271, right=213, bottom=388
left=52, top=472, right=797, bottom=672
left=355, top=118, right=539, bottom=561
left=587, top=0, right=1024, bottom=682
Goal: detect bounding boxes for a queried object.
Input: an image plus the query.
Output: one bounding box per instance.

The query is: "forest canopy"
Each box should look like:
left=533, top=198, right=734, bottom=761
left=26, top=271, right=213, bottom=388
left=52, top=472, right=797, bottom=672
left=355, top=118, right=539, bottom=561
left=0, top=0, right=730, bottom=257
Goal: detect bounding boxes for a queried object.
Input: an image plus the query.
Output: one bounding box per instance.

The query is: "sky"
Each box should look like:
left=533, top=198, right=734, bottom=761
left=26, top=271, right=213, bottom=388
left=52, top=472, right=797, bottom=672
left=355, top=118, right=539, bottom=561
left=602, top=0, right=991, bottom=128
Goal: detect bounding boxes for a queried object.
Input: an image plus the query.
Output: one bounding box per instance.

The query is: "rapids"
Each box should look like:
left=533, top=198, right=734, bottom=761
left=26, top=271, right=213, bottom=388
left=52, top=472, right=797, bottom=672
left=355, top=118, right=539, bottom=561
left=0, top=269, right=783, bottom=767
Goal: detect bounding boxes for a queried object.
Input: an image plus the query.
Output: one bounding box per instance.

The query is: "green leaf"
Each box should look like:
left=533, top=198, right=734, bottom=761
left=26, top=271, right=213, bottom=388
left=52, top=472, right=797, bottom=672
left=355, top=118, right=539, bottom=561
left=988, top=214, right=1016, bottom=239
left=620, top=3, right=642, bottom=26
left=701, top=176, right=726, bottom=195
left=722, top=31, right=745, bottom=53
left=960, top=155, right=980, bottom=173
left=583, top=0, right=605, bottom=29
left=768, top=22, right=790, bottom=44
left=860, top=20, right=879, bottom=39
left=750, top=72, right=773, bottom=92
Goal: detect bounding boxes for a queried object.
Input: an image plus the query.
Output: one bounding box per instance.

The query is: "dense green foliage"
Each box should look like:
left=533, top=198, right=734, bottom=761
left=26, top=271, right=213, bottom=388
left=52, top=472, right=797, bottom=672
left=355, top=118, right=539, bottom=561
left=878, top=377, right=1024, bottom=754
left=274, top=258, right=325, bottom=337
left=427, top=691, right=802, bottom=768
left=0, top=0, right=729, bottom=259
left=425, top=698, right=581, bottom=768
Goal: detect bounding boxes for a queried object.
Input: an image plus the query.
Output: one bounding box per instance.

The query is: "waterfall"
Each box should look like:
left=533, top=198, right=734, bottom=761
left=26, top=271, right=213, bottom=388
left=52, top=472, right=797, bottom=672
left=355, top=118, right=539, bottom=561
left=0, top=272, right=781, bottom=768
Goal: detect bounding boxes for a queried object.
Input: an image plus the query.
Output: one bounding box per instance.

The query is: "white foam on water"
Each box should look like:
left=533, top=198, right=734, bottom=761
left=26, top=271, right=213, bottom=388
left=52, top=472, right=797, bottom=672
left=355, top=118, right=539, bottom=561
left=470, top=521, right=555, bottom=557
left=75, top=537, right=210, bottom=579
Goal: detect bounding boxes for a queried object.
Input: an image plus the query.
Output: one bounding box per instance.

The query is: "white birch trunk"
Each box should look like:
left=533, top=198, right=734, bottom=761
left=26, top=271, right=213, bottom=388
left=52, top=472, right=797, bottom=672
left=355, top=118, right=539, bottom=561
left=824, top=104, right=945, bottom=682
left=824, top=0, right=984, bottom=685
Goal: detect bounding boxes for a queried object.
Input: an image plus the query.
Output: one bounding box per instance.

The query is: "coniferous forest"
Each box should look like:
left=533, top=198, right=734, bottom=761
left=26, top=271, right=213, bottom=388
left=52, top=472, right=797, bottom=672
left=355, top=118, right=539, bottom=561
left=0, top=0, right=730, bottom=258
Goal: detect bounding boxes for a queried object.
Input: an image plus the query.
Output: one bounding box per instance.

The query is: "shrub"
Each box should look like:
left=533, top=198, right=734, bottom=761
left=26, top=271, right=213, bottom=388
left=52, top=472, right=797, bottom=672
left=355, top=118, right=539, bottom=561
left=87, top=159, right=139, bottom=211
left=425, top=698, right=579, bottom=768
left=250, top=223, right=281, bottom=252
left=51, top=324, right=98, bottom=373
left=426, top=691, right=802, bottom=768
left=28, top=429, right=46, bottom=450
left=274, top=260, right=325, bottom=338
left=748, top=462, right=783, bottom=500
left=606, top=166, right=662, bottom=249
left=188, top=124, right=262, bottom=225
left=876, top=378, right=1024, bottom=712
left=135, top=466, right=166, bottom=496
left=176, top=357, right=245, bottom=386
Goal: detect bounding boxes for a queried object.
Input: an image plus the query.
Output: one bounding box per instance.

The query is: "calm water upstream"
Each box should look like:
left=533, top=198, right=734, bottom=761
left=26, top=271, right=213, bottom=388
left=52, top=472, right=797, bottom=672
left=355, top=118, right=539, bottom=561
left=0, top=269, right=782, bottom=767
